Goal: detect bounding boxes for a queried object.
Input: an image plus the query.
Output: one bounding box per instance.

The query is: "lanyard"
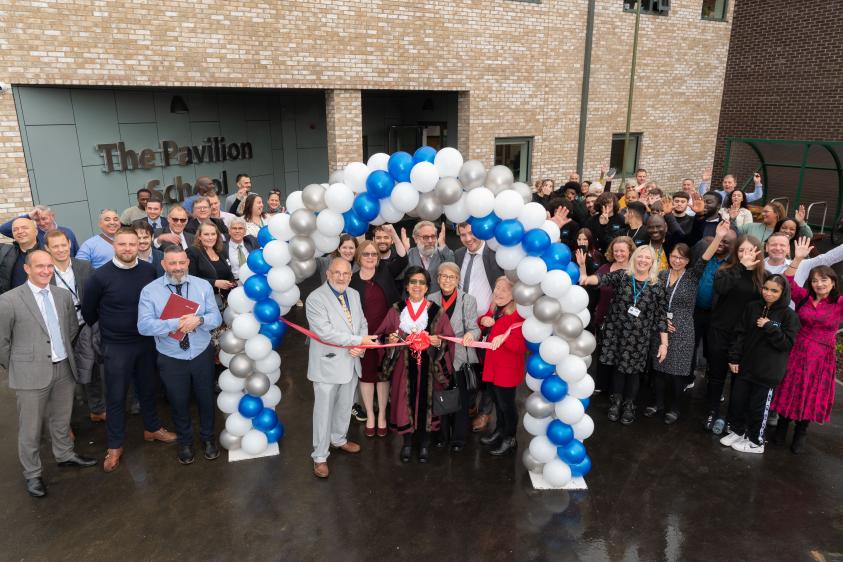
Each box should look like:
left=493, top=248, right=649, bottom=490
left=664, top=270, right=684, bottom=311
left=632, top=277, right=649, bottom=307
left=54, top=269, right=78, bottom=302
left=167, top=282, right=190, bottom=300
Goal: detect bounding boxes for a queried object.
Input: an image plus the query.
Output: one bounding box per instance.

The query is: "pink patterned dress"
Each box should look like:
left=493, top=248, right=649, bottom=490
left=770, top=275, right=843, bottom=423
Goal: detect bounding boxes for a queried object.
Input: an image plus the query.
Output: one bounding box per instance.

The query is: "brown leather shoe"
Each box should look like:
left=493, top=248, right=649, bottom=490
left=144, top=427, right=177, bottom=443
left=313, top=462, right=330, bottom=478
left=103, top=448, right=123, bottom=472
left=472, top=414, right=491, bottom=432
left=331, top=441, right=361, bottom=454
left=90, top=412, right=107, bottom=423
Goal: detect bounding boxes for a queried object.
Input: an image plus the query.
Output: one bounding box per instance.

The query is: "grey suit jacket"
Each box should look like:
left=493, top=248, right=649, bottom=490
left=406, top=245, right=455, bottom=294
left=454, top=245, right=504, bottom=290
left=305, top=282, right=368, bottom=385
left=428, top=291, right=481, bottom=370
left=0, top=284, right=80, bottom=390
left=50, top=257, right=92, bottom=303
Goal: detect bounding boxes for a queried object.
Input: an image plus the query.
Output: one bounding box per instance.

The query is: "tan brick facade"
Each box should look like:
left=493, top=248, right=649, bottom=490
left=0, top=1, right=733, bottom=222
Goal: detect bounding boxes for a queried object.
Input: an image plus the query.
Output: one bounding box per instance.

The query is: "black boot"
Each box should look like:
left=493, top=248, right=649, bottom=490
left=489, top=437, right=517, bottom=456
left=791, top=421, right=809, bottom=454
left=773, top=416, right=790, bottom=446
left=480, top=430, right=502, bottom=446
left=608, top=394, right=622, bottom=422
left=400, top=435, right=413, bottom=463
left=620, top=400, right=636, bottom=426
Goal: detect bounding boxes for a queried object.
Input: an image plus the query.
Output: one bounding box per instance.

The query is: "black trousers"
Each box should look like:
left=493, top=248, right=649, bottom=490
left=492, top=385, right=518, bottom=438
left=727, top=377, right=774, bottom=445
left=704, top=328, right=732, bottom=415
left=653, top=371, right=692, bottom=413
left=157, top=344, right=216, bottom=445
left=612, top=369, right=641, bottom=402
left=691, top=307, right=712, bottom=375
left=440, top=364, right=470, bottom=446
left=102, top=340, right=162, bottom=449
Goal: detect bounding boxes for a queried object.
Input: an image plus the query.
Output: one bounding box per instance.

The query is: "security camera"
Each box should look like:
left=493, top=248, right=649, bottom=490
left=0, top=83, right=8, bottom=94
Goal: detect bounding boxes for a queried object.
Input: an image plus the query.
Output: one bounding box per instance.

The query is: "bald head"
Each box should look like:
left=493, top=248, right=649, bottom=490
left=327, top=257, right=352, bottom=292
left=11, top=217, right=37, bottom=248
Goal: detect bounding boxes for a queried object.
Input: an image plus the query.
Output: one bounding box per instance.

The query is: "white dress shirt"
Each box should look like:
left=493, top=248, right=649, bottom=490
left=228, top=240, right=248, bottom=279
left=461, top=242, right=493, bottom=315
left=53, top=263, right=83, bottom=325
left=27, top=281, right=68, bottom=362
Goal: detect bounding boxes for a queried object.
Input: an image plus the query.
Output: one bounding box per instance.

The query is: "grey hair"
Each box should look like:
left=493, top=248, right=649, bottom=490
left=228, top=216, right=247, bottom=228
left=34, top=204, right=53, bottom=215
left=437, top=261, right=460, bottom=278
left=412, top=220, right=436, bottom=237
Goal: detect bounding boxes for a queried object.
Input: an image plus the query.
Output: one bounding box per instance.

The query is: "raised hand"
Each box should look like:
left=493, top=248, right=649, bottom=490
left=438, top=222, right=447, bottom=247
left=599, top=202, right=612, bottom=225
left=740, top=247, right=761, bottom=269
left=715, top=218, right=731, bottom=238
left=661, top=196, right=674, bottom=215
left=795, top=204, right=807, bottom=224
left=701, top=168, right=712, bottom=182
left=555, top=205, right=572, bottom=227
left=575, top=248, right=587, bottom=266
left=753, top=172, right=763, bottom=186
left=691, top=193, right=705, bottom=214
left=793, top=236, right=813, bottom=260
left=400, top=227, right=411, bottom=251
left=729, top=363, right=740, bottom=374
left=729, top=206, right=739, bottom=219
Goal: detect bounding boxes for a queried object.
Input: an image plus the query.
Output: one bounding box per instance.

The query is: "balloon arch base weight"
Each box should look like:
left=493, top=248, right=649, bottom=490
left=529, top=472, right=588, bottom=491
left=227, top=442, right=280, bottom=463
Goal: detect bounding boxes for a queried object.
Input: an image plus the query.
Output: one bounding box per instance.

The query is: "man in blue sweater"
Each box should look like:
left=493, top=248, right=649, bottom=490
left=0, top=205, right=79, bottom=257
left=82, top=227, right=176, bottom=472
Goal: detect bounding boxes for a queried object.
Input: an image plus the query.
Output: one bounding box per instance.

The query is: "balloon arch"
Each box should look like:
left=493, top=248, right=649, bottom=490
left=215, top=147, right=595, bottom=488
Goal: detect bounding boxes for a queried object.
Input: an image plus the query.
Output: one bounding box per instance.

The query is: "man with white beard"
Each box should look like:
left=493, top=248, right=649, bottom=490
left=404, top=221, right=454, bottom=294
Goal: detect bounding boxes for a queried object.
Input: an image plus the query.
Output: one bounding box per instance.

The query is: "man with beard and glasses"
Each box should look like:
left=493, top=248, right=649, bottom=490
left=138, top=246, right=222, bottom=465
left=403, top=221, right=454, bottom=294
left=82, top=228, right=176, bottom=473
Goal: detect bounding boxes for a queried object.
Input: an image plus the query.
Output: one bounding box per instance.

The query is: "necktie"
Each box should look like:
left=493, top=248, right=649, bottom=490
left=173, top=284, right=191, bottom=350
left=237, top=244, right=246, bottom=267
left=462, top=253, right=476, bottom=293
left=39, top=289, right=67, bottom=360
left=337, top=294, right=353, bottom=327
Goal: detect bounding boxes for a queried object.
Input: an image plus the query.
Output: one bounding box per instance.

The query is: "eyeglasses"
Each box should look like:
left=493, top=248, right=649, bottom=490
left=330, top=271, right=352, bottom=277
left=360, top=252, right=378, bottom=258
left=194, top=205, right=210, bottom=211
left=438, top=274, right=458, bottom=281
left=407, top=279, right=427, bottom=286
left=417, top=235, right=436, bottom=241
left=170, top=217, right=188, bottom=223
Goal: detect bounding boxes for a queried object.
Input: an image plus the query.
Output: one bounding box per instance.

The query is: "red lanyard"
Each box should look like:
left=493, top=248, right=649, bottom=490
left=441, top=291, right=458, bottom=312
left=406, top=299, right=428, bottom=322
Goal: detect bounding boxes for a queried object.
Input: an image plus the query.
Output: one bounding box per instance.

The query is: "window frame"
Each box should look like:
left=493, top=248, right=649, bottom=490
left=700, top=0, right=728, bottom=21
left=623, top=0, right=670, bottom=16
left=494, top=137, right=533, bottom=184
left=610, top=133, right=643, bottom=180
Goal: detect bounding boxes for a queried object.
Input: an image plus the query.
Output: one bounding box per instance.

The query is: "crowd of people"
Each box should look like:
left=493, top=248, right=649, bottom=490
left=1, top=165, right=841, bottom=492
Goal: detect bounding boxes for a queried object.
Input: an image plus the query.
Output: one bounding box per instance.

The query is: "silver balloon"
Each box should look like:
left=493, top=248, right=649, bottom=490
left=458, top=159, right=487, bottom=189
left=513, top=181, right=533, bottom=204
left=522, top=449, right=544, bottom=474
left=582, top=355, right=593, bottom=368
left=554, top=313, right=584, bottom=340
left=219, top=429, right=242, bottom=451
left=219, top=330, right=246, bottom=354
left=222, top=307, right=239, bottom=326
left=328, top=169, right=345, bottom=185
left=289, top=235, right=316, bottom=261
left=525, top=392, right=555, bottom=418
left=290, top=257, right=317, bottom=281
left=244, top=373, right=271, bottom=397
left=484, top=164, right=515, bottom=191
left=290, top=209, right=317, bottom=236
left=513, top=282, right=543, bottom=306
left=434, top=177, right=463, bottom=206
left=488, top=182, right=510, bottom=196
left=505, top=269, right=520, bottom=284
left=570, top=330, right=597, bottom=356
left=533, top=295, right=562, bottom=323
left=302, top=184, right=327, bottom=212
left=229, top=353, right=255, bottom=378
left=415, top=191, right=443, bottom=221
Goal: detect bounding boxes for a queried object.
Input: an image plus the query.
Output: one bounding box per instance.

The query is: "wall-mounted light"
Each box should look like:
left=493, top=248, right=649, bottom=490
left=170, top=95, right=189, bottom=114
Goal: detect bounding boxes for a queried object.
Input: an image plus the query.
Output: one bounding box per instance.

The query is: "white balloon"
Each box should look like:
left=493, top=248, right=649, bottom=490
left=541, top=220, right=561, bottom=243
left=216, top=391, right=242, bottom=414
left=516, top=303, right=533, bottom=319
left=556, top=355, right=587, bottom=384
left=486, top=237, right=500, bottom=252
left=495, top=243, right=526, bottom=271
left=228, top=287, right=255, bottom=314
left=232, top=313, right=261, bottom=339
left=443, top=195, right=470, bottom=224
left=541, top=270, right=572, bottom=299
left=263, top=368, right=281, bottom=385
left=315, top=209, right=345, bottom=237
left=344, top=162, right=370, bottom=193
left=390, top=182, right=420, bottom=213
left=539, top=336, right=571, bottom=365
left=571, top=414, right=595, bottom=441
left=255, top=351, right=281, bottom=373
left=493, top=190, right=525, bottom=220
left=525, top=374, right=543, bottom=392
left=379, top=198, right=404, bottom=223
left=410, top=161, right=440, bottom=193
left=241, top=429, right=269, bottom=455
left=238, top=262, right=255, bottom=283
left=568, top=374, right=595, bottom=399
left=286, top=191, right=305, bottom=213
left=518, top=202, right=548, bottom=231
left=312, top=232, right=340, bottom=255
left=367, top=152, right=390, bottom=171
left=267, top=266, right=295, bottom=293
left=523, top=413, right=552, bottom=436
left=218, top=350, right=234, bottom=368
left=262, top=240, right=291, bottom=268
left=369, top=214, right=386, bottom=226
left=324, top=183, right=355, bottom=213
left=219, top=369, right=245, bottom=393
left=555, top=395, right=586, bottom=425
left=433, top=147, right=464, bottom=178
left=522, top=316, right=554, bottom=343
left=516, top=256, right=548, bottom=286
left=261, top=384, right=282, bottom=408
left=267, top=213, right=295, bottom=242
left=529, top=435, right=558, bottom=463
left=465, top=187, right=495, bottom=218
left=244, top=334, right=273, bottom=360
left=560, top=285, right=589, bottom=314
left=225, top=412, right=253, bottom=437
left=576, top=308, right=591, bottom=328
left=272, top=285, right=300, bottom=308
left=543, top=459, right=573, bottom=488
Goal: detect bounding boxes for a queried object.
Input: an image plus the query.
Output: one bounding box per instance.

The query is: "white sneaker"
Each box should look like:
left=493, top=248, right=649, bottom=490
left=719, top=431, right=743, bottom=447
left=732, top=438, right=764, bottom=454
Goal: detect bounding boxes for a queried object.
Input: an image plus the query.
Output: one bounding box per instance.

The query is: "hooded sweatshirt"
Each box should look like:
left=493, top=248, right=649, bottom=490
left=728, top=280, right=800, bottom=387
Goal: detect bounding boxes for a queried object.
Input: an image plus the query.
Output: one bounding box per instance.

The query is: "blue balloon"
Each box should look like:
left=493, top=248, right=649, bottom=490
left=343, top=210, right=368, bottom=237
left=366, top=170, right=395, bottom=199
left=246, top=249, right=271, bottom=275
left=238, top=395, right=263, bottom=418
left=542, top=242, right=572, bottom=269
left=252, top=407, right=279, bottom=432
left=388, top=151, right=414, bottom=182
left=580, top=397, right=590, bottom=410
left=352, top=193, right=380, bottom=222
left=558, top=439, right=587, bottom=464
left=527, top=353, right=555, bottom=379
left=259, top=319, right=288, bottom=342
left=522, top=229, right=551, bottom=256
left=526, top=340, right=540, bottom=353
left=569, top=454, right=592, bottom=477
left=540, top=375, right=568, bottom=402
left=265, top=421, right=285, bottom=444
left=494, top=219, right=525, bottom=247
left=546, top=419, right=574, bottom=446
left=413, top=146, right=437, bottom=164
left=257, top=225, right=275, bottom=247
left=468, top=213, right=501, bottom=241
left=243, top=274, right=271, bottom=301
left=253, top=298, right=281, bottom=324
left=565, top=261, right=581, bottom=285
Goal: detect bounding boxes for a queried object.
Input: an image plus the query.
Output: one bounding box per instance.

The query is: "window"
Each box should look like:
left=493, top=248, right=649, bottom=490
left=495, top=137, right=532, bottom=183
left=701, top=0, right=727, bottom=20
left=610, top=133, right=642, bottom=180
left=623, top=0, right=670, bottom=16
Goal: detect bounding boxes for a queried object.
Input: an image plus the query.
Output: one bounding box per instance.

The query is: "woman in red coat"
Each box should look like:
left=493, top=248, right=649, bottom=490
left=478, top=276, right=526, bottom=456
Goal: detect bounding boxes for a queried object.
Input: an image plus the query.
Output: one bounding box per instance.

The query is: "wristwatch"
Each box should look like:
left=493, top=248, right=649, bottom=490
left=198, top=317, right=204, bottom=325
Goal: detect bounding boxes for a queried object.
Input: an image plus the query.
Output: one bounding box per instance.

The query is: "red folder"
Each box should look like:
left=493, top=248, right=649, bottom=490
left=160, top=292, right=200, bottom=341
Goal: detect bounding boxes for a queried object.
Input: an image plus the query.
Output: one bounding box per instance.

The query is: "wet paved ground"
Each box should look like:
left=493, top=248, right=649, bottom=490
left=1, top=305, right=842, bottom=561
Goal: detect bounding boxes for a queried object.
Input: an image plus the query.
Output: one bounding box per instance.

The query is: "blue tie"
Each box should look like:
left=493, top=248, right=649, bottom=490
left=39, top=288, right=67, bottom=360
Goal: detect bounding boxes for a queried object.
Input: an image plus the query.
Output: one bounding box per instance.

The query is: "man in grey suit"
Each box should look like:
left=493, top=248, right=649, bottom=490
left=404, top=220, right=454, bottom=294
left=305, top=258, right=378, bottom=479
left=0, top=250, right=97, bottom=498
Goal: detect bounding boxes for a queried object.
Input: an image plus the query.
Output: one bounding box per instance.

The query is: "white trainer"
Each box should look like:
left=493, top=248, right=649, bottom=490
left=732, top=438, right=764, bottom=454
left=719, top=431, right=744, bottom=447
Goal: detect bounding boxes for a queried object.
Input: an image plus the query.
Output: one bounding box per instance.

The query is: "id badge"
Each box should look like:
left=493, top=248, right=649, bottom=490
left=628, top=306, right=641, bottom=317
left=666, top=312, right=674, bottom=320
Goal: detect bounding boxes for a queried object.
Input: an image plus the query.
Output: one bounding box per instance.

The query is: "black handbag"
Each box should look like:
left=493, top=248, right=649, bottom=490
left=432, top=387, right=461, bottom=416
left=459, top=297, right=480, bottom=393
